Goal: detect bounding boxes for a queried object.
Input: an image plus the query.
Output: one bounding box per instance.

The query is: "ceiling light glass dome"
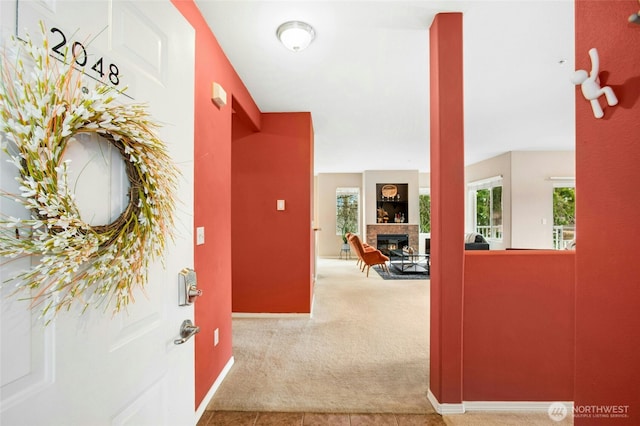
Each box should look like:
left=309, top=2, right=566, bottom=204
left=276, top=21, right=316, bottom=52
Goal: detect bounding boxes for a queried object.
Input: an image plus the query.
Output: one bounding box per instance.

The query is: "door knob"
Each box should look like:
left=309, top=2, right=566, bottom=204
left=174, top=319, right=200, bottom=345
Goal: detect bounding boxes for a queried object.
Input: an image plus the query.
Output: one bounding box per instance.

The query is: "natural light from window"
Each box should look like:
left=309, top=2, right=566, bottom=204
left=468, top=176, right=503, bottom=241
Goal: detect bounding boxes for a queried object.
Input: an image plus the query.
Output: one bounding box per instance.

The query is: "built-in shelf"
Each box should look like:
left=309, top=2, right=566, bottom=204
left=376, top=183, right=408, bottom=223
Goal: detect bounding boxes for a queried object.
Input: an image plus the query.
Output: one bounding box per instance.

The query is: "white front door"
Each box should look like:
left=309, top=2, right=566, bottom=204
left=0, top=1, right=195, bottom=425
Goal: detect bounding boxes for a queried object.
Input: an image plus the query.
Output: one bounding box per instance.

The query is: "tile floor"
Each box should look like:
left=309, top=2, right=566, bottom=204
left=197, top=411, right=446, bottom=426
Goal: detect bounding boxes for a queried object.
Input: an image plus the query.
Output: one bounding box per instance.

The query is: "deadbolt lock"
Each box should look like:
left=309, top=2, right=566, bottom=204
left=178, top=268, right=202, bottom=306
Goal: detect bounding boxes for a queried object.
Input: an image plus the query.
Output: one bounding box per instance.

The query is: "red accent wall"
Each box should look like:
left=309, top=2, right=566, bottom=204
left=429, top=13, right=465, bottom=404
left=171, top=0, right=262, bottom=408
left=463, top=251, right=575, bottom=400
left=574, top=1, right=640, bottom=424
left=232, top=113, right=314, bottom=313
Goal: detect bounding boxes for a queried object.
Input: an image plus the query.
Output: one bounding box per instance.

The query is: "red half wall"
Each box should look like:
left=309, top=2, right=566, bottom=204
left=464, top=251, right=575, bottom=401
left=574, top=1, right=640, bottom=424
left=232, top=113, right=314, bottom=313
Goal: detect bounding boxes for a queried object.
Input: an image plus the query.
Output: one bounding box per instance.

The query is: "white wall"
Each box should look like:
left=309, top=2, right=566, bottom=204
left=510, top=151, right=575, bottom=249
left=316, top=173, right=363, bottom=257
left=419, top=172, right=430, bottom=189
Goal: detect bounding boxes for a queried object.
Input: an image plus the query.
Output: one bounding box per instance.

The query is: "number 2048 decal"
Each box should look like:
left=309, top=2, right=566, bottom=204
left=50, top=27, right=121, bottom=87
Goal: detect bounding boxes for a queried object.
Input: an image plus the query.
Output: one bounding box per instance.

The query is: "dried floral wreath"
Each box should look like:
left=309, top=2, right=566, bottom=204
left=0, top=25, right=179, bottom=319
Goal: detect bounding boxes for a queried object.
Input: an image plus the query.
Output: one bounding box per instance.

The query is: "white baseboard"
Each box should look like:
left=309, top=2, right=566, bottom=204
left=232, top=312, right=311, bottom=319
left=310, top=293, right=316, bottom=319
left=464, top=400, right=574, bottom=412
left=195, top=356, right=235, bottom=422
left=428, top=389, right=465, bottom=414
left=428, top=389, right=574, bottom=415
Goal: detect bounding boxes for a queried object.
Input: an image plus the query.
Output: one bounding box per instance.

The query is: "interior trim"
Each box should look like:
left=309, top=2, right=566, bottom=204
left=427, top=389, right=574, bottom=415
left=232, top=313, right=311, bottom=318
left=427, top=389, right=464, bottom=414
left=195, top=356, right=235, bottom=421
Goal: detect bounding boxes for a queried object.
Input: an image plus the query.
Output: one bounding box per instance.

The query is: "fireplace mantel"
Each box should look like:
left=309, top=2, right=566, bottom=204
left=367, top=224, right=419, bottom=250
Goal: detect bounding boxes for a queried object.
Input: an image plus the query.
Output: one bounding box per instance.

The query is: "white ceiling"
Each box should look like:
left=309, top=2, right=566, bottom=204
left=195, top=0, right=576, bottom=174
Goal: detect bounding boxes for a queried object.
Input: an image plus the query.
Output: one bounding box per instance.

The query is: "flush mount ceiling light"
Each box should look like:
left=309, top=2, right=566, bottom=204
left=276, top=21, right=316, bottom=52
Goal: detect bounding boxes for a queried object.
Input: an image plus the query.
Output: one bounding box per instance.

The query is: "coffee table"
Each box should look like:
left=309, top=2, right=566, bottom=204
left=389, top=249, right=430, bottom=275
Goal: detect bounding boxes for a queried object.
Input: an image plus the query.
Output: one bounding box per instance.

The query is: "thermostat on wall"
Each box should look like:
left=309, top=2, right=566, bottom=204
left=212, top=82, right=227, bottom=108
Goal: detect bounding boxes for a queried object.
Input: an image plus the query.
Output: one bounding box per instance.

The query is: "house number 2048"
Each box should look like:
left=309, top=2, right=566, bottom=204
left=50, top=27, right=121, bottom=86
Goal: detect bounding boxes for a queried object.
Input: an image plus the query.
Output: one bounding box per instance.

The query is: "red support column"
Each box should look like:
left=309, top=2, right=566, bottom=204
left=429, top=13, right=465, bottom=405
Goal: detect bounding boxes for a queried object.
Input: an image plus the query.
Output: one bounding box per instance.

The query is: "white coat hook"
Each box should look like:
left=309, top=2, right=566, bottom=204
left=629, top=0, right=640, bottom=24
left=571, top=48, right=618, bottom=119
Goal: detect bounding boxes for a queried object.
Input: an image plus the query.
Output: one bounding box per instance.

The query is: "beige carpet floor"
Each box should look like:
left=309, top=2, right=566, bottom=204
left=206, top=258, right=574, bottom=425
left=207, top=257, right=432, bottom=413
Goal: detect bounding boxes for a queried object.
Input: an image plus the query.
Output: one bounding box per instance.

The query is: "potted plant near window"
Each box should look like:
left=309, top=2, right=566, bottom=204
left=336, top=193, right=358, bottom=254
left=340, top=224, right=353, bottom=248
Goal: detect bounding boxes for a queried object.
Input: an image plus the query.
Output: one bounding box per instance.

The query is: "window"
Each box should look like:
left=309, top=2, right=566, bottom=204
left=336, top=187, right=359, bottom=238
left=553, top=186, right=575, bottom=249
left=419, top=188, right=431, bottom=233
left=468, top=176, right=503, bottom=241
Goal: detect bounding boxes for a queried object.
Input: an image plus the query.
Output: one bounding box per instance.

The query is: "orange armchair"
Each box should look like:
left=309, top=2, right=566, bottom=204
left=348, top=234, right=389, bottom=277
left=345, top=233, right=376, bottom=268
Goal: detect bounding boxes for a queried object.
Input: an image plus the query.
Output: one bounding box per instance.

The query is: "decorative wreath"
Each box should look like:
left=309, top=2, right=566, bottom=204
left=0, top=25, right=179, bottom=319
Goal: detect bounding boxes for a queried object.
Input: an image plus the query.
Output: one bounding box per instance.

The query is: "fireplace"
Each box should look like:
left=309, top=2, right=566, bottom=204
left=376, top=234, right=409, bottom=256
left=367, top=224, right=419, bottom=251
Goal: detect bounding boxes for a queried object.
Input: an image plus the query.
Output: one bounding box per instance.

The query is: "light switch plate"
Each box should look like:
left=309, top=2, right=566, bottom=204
left=196, top=227, right=205, bottom=245
left=277, top=199, right=285, bottom=211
